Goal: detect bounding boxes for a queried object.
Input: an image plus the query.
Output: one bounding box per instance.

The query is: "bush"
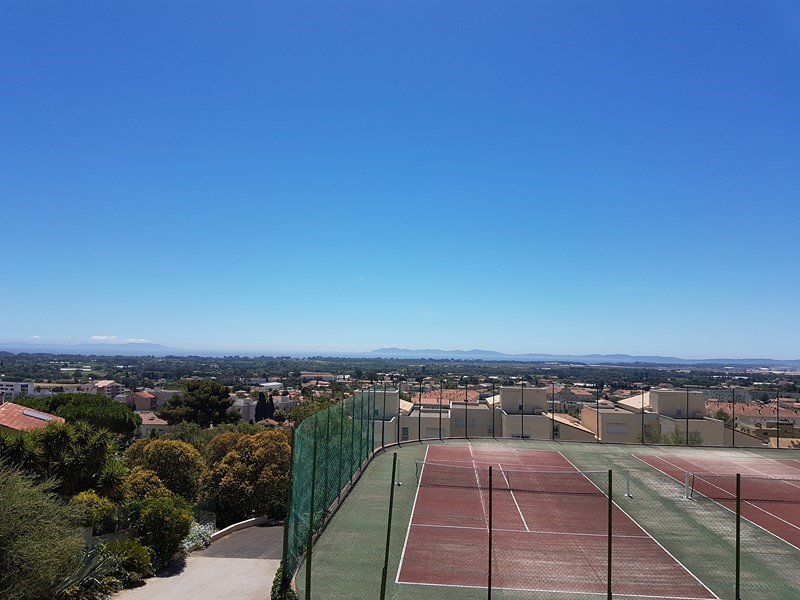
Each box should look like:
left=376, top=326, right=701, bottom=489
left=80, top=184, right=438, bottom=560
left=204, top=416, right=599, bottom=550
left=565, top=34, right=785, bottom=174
left=124, top=439, right=204, bottom=502
left=71, top=491, right=119, bottom=535
left=208, top=430, right=291, bottom=527
left=271, top=565, right=299, bottom=600
left=180, top=521, right=215, bottom=553
left=103, top=539, right=152, bottom=587
left=0, top=462, right=85, bottom=600
left=135, top=495, right=193, bottom=569
left=121, top=467, right=172, bottom=501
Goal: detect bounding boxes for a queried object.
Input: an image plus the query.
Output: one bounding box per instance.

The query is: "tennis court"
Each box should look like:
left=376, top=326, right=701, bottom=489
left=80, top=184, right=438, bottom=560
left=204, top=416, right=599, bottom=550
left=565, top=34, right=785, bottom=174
left=397, top=445, right=715, bottom=598
left=636, top=453, right=800, bottom=550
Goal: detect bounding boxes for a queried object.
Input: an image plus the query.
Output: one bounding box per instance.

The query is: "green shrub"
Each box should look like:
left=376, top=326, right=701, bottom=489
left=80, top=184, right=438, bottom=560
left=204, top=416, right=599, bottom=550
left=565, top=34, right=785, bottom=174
left=135, top=495, right=193, bottom=569
left=271, top=565, right=299, bottom=600
left=104, top=539, right=152, bottom=587
left=0, top=462, right=84, bottom=600
left=71, top=491, right=119, bottom=535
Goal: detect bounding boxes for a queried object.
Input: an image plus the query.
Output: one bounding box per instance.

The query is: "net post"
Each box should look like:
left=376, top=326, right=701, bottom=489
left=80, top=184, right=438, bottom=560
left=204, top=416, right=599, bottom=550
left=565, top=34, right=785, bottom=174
left=305, top=436, right=318, bottom=599
left=735, top=473, right=741, bottom=600
left=379, top=453, right=398, bottom=600
left=488, top=465, right=493, bottom=600
left=625, top=470, right=632, bottom=498
left=684, top=471, right=691, bottom=499
left=607, top=468, right=612, bottom=600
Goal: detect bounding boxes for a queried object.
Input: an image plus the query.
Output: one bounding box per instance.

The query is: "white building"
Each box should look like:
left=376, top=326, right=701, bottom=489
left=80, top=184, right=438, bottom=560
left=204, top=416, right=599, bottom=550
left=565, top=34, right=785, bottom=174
left=0, top=381, right=35, bottom=402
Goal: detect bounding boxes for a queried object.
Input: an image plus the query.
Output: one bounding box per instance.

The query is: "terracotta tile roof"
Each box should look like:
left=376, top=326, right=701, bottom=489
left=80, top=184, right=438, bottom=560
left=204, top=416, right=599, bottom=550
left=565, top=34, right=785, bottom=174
left=0, top=402, right=65, bottom=431
left=136, top=411, right=168, bottom=426
left=134, top=391, right=156, bottom=399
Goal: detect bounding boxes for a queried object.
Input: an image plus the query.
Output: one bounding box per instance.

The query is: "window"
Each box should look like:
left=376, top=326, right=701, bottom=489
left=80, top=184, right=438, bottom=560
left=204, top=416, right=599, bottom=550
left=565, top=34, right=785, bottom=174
left=401, top=427, right=409, bottom=441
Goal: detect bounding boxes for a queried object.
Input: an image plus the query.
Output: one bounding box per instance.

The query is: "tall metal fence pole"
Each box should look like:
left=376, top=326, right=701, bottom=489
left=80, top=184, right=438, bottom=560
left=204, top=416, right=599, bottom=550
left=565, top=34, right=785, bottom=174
left=439, top=381, right=443, bottom=441
left=776, top=389, right=781, bottom=448
left=382, top=383, right=387, bottom=449
left=418, top=379, right=423, bottom=443
left=359, top=390, right=365, bottom=466
left=488, top=465, right=493, bottom=600
left=280, top=427, right=296, bottom=594
left=492, top=381, right=496, bottom=441
left=338, top=402, right=345, bottom=506
left=520, top=379, right=524, bottom=440
left=465, top=379, right=469, bottom=440
left=736, top=473, right=741, bottom=600
left=370, top=386, right=376, bottom=455
left=641, top=388, right=645, bottom=445
left=731, top=388, right=736, bottom=448
left=685, top=387, right=690, bottom=445
left=324, top=410, right=331, bottom=504
left=351, top=397, right=356, bottom=475
left=305, top=437, right=318, bottom=599
left=379, top=453, right=398, bottom=600
left=607, top=468, right=613, bottom=600
left=550, top=382, right=555, bottom=441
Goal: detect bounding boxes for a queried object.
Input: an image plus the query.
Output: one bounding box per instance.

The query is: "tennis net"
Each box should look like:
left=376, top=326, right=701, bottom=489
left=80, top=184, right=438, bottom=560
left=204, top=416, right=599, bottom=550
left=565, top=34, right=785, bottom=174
left=415, top=461, right=609, bottom=495
left=686, top=472, right=800, bottom=503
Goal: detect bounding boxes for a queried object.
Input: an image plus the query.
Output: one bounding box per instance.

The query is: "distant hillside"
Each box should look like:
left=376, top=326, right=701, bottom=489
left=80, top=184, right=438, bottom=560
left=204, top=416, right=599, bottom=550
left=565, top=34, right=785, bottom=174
left=0, top=342, right=177, bottom=356
left=370, top=347, right=800, bottom=368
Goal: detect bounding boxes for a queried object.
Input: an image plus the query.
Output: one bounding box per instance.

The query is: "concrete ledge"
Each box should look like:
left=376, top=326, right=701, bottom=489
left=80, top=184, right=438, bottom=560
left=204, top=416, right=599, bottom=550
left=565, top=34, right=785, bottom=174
left=210, top=516, right=271, bottom=542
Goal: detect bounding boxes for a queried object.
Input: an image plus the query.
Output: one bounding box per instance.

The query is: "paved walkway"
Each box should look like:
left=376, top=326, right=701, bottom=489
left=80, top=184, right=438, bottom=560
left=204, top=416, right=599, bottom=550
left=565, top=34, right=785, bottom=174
left=116, top=524, right=283, bottom=600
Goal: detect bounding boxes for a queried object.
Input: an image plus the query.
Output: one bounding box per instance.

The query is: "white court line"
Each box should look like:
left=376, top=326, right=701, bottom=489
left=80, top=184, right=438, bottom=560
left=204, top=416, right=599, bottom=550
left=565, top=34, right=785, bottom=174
left=411, top=522, right=648, bottom=538
left=469, top=441, right=489, bottom=528
left=639, top=454, right=800, bottom=550
left=395, top=444, right=430, bottom=584
left=395, top=577, right=715, bottom=599
left=499, top=467, right=530, bottom=531
left=561, top=453, right=719, bottom=600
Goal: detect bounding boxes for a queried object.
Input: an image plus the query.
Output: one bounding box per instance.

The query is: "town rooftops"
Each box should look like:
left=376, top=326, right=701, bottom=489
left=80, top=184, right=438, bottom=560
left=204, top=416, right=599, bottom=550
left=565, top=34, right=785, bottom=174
left=93, top=380, right=117, bottom=387
left=0, top=402, right=65, bottom=431
left=412, top=389, right=481, bottom=406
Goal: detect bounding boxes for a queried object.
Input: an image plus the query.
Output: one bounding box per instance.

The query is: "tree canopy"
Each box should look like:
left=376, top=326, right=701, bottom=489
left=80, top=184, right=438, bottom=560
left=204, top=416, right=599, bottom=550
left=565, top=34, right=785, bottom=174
left=0, top=422, right=124, bottom=498
left=19, top=393, right=141, bottom=436
left=123, top=439, right=204, bottom=502
left=157, top=379, right=238, bottom=428
left=207, top=429, right=291, bottom=527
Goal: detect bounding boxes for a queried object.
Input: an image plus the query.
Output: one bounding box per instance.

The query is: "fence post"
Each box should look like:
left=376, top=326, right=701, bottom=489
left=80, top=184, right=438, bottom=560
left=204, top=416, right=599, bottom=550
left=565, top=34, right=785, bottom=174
left=280, top=427, right=296, bottom=594
left=351, top=397, right=356, bottom=475
left=607, top=469, right=613, bottom=600
left=488, top=465, right=493, bottom=600
left=492, top=381, right=496, bottom=441
left=379, top=453, right=399, bottom=600
left=324, top=410, right=331, bottom=506
left=305, top=437, right=318, bottom=599
left=736, top=473, right=741, bottom=600
left=338, top=402, right=345, bottom=506
left=359, top=391, right=365, bottom=467
left=382, top=383, right=387, bottom=449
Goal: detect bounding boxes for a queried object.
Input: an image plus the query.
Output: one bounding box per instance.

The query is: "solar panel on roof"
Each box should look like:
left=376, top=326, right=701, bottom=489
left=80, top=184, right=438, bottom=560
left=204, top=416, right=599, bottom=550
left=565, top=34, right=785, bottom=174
left=22, top=410, right=53, bottom=422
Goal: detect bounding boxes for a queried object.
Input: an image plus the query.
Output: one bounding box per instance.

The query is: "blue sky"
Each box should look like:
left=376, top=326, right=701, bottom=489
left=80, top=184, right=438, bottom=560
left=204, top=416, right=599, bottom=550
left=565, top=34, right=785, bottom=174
left=2, top=1, right=799, bottom=359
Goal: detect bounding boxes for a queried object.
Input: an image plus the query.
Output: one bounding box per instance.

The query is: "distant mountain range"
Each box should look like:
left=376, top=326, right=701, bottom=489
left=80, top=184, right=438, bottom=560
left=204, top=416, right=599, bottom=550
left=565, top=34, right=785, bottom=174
left=369, top=347, right=800, bottom=368
left=0, top=342, right=179, bottom=357
left=1, top=342, right=798, bottom=368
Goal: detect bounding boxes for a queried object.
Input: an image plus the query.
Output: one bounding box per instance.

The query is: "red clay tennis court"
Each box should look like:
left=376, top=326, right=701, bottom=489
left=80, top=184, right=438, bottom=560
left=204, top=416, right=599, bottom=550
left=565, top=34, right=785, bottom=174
left=637, top=453, right=800, bottom=551
left=397, top=445, right=716, bottom=598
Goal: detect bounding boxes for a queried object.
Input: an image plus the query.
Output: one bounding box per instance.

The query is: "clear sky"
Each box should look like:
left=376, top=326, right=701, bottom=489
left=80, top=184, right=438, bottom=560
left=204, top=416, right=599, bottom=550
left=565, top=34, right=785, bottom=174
left=2, top=1, right=799, bottom=359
